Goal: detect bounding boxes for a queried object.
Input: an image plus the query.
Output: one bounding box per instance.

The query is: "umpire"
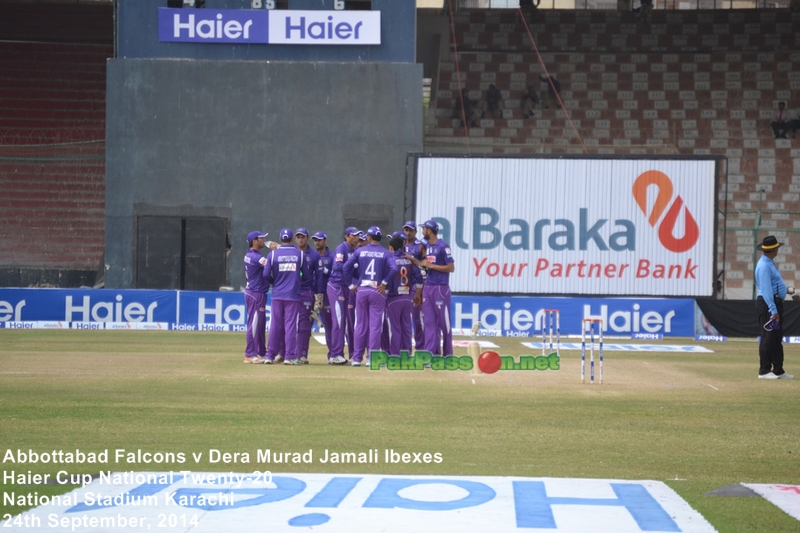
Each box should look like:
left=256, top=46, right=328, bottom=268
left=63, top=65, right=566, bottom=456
left=754, top=235, right=795, bottom=380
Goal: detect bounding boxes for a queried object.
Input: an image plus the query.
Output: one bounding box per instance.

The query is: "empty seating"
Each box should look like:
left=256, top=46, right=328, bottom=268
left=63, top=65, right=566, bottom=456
left=429, top=9, right=800, bottom=297
left=0, top=41, right=110, bottom=272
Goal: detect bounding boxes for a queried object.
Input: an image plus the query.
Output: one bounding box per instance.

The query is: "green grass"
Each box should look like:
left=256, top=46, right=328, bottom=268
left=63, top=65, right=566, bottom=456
left=1, top=330, right=799, bottom=531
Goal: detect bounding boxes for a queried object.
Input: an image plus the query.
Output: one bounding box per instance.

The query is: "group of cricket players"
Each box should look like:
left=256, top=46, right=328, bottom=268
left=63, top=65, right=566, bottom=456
left=242, top=220, right=455, bottom=366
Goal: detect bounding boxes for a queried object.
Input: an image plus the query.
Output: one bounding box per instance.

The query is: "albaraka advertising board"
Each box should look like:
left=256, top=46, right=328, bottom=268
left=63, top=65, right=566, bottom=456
left=414, top=156, right=720, bottom=297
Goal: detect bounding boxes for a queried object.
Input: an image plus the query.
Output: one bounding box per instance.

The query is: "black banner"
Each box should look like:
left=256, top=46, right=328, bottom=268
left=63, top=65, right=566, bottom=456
left=696, top=298, right=800, bottom=337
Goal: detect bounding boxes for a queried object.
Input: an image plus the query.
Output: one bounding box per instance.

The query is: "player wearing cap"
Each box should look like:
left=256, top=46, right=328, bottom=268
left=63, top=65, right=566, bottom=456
left=309, top=232, right=334, bottom=357
left=385, top=235, right=423, bottom=356
left=326, top=227, right=360, bottom=365
left=402, top=220, right=427, bottom=351
left=419, top=219, right=455, bottom=356
left=755, top=235, right=795, bottom=380
left=294, top=228, right=317, bottom=364
left=379, top=230, right=412, bottom=352
left=264, top=228, right=304, bottom=365
left=243, top=231, right=269, bottom=364
left=343, top=226, right=398, bottom=366
left=345, top=231, right=369, bottom=358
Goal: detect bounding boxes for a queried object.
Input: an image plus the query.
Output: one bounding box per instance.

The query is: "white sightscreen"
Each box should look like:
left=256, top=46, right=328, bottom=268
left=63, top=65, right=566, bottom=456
left=415, top=157, right=717, bottom=296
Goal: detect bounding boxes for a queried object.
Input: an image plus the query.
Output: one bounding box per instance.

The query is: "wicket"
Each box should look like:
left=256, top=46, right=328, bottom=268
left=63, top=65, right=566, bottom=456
left=581, top=319, right=604, bottom=384
left=541, top=309, right=561, bottom=359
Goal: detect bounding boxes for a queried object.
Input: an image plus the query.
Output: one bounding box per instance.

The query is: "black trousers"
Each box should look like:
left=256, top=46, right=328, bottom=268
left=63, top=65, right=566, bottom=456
left=756, top=296, right=784, bottom=375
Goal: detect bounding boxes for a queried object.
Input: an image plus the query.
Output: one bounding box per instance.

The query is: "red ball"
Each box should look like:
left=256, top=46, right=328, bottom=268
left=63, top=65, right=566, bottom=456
left=478, top=350, right=502, bottom=374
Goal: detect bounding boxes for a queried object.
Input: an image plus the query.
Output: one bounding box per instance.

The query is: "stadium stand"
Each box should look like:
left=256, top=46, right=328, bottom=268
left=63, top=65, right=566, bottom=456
left=1, top=2, right=797, bottom=297
left=0, top=2, right=112, bottom=287
left=426, top=8, right=800, bottom=298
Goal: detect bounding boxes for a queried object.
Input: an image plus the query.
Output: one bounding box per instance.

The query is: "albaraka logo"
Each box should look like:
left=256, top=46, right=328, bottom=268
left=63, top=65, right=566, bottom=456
left=632, top=170, right=699, bottom=253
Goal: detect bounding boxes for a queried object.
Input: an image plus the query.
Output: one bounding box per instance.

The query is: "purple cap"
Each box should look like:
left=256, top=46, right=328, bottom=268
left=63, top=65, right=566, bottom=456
left=392, top=231, right=405, bottom=239
left=421, top=219, right=439, bottom=232
left=312, top=231, right=327, bottom=241
left=403, top=220, right=416, bottom=229
left=367, top=226, right=382, bottom=237
left=247, top=231, right=268, bottom=242
left=280, top=228, right=293, bottom=241
left=358, top=231, right=367, bottom=241
left=345, top=226, right=359, bottom=236
left=295, top=228, right=309, bottom=237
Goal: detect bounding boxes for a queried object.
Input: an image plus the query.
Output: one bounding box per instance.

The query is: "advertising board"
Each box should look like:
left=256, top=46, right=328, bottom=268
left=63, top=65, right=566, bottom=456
left=415, top=157, right=718, bottom=296
left=158, top=8, right=381, bottom=45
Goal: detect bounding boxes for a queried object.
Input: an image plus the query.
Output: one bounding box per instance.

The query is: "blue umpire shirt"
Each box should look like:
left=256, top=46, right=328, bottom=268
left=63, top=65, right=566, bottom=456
left=755, top=254, right=787, bottom=315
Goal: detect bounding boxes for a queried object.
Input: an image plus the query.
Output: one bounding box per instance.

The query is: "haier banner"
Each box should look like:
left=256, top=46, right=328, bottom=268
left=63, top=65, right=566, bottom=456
left=178, top=292, right=250, bottom=331
left=0, top=289, right=251, bottom=332
left=158, top=8, right=381, bottom=45
left=451, top=296, right=695, bottom=337
left=0, top=289, right=694, bottom=337
left=0, top=289, right=176, bottom=327
left=414, top=156, right=719, bottom=297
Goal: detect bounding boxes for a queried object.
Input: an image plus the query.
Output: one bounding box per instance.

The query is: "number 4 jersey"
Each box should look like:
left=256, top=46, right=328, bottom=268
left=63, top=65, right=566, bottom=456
left=342, top=243, right=398, bottom=291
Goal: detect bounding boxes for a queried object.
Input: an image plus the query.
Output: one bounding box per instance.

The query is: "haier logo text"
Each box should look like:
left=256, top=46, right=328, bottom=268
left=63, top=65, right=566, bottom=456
left=159, top=9, right=266, bottom=43
left=451, top=297, right=692, bottom=336
left=66, top=295, right=158, bottom=323
left=158, top=9, right=380, bottom=46
left=269, top=11, right=380, bottom=45
left=0, top=299, right=26, bottom=322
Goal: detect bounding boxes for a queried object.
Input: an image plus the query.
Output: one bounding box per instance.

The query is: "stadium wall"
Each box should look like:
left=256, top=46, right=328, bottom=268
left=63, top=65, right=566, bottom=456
left=105, top=58, right=423, bottom=289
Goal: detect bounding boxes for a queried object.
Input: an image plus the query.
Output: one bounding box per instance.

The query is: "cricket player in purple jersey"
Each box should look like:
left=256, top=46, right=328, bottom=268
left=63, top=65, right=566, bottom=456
left=380, top=231, right=410, bottom=351
left=309, top=231, right=334, bottom=358
left=344, top=231, right=368, bottom=357
left=263, top=228, right=304, bottom=365
left=402, top=220, right=427, bottom=351
left=419, top=219, right=455, bottom=356
left=385, top=236, right=423, bottom=356
left=326, top=227, right=360, bottom=365
left=243, top=231, right=269, bottom=364
left=342, top=227, right=398, bottom=366
left=294, top=228, right=317, bottom=364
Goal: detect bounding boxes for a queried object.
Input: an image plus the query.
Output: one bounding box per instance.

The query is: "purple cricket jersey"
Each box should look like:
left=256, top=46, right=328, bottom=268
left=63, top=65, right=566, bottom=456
left=297, top=246, right=316, bottom=291
left=403, top=239, right=426, bottom=350
left=328, top=240, right=355, bottom=286
left=342, top=243, right=399, bottom=362
left=385, top=250, right=422, bottom=355
left=263, top=245, right=303, bottom=301
left=311, top=247, right=334, bottom=294
left=243, top=248, right=268, bottom=357
left=424, top=238, right=454, bottom=285
left=342, top=243, right=399, bottom=290
left=387, top=250, right=422, bottom=298
left=404, top=239, right=426, bottom=261
left=244, top=249, right=269, bottom=292
left=311, top=246, right=335, bottom=356
left=295, top=245, right=316, bottom=359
